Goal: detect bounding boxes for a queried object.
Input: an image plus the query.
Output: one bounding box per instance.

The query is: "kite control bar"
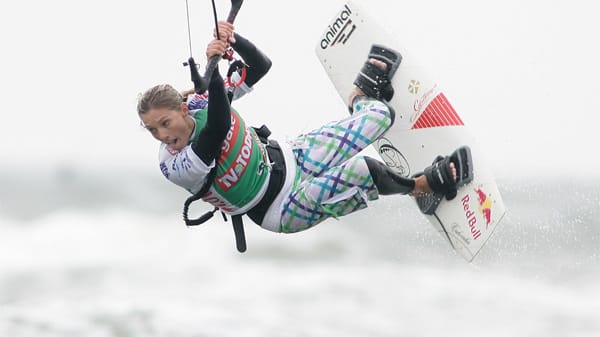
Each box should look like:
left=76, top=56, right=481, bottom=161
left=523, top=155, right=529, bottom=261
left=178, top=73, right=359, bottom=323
left=186, top=0, right=244, bottom=94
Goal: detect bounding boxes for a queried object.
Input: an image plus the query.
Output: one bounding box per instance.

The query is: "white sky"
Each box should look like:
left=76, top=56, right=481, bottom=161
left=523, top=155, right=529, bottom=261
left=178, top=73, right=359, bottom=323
left=1, top=0, right=599, bottom=179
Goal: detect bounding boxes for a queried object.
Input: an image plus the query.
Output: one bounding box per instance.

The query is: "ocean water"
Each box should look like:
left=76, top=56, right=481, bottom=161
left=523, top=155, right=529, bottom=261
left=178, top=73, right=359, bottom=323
left=1, top=167, right=599, bottom=337
left=2, top=0, right=600, bottom=334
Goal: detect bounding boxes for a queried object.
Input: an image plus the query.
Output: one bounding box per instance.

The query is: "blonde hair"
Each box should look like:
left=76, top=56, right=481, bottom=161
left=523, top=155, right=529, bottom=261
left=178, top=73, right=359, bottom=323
left=137, top=84, right=183, bottom=114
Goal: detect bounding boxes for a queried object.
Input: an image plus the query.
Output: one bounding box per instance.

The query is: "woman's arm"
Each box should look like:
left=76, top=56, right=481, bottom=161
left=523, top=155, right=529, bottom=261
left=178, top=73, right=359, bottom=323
left=191, top=42, right=232, bottom=165
left=230, top=32, right=272, bottom=87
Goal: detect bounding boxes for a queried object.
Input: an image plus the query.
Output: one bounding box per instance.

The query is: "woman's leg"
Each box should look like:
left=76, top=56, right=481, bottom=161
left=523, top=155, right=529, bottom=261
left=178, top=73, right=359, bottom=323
left=292, top=98, right=394, bottom=181
left=280, top=156, right=378, bottom=233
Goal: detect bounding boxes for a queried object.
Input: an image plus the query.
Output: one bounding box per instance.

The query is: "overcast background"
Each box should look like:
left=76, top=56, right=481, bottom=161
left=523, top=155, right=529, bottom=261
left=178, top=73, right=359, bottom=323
left=1, top=0, right=599, bottom=178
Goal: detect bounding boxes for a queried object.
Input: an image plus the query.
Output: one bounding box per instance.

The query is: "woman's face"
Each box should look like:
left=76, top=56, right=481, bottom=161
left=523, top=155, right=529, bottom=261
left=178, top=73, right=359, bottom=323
left=140, top=103, right=193, bottom=152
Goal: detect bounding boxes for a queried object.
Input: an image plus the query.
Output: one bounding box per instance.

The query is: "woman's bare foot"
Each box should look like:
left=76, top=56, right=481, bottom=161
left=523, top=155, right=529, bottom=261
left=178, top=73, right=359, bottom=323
left=411, top=162, right=457, bottom=196
left=347, top=86, right=366, bottom=110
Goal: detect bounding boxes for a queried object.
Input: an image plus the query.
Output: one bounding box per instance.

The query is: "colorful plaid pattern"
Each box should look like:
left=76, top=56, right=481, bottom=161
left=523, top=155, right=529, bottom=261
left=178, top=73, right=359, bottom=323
left=280, top=99, right=393, bottom=233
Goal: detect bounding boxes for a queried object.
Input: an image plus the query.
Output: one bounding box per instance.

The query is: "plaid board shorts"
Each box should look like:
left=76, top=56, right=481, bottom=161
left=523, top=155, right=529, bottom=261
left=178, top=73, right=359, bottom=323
left=280, top=98, right=394, bottom=233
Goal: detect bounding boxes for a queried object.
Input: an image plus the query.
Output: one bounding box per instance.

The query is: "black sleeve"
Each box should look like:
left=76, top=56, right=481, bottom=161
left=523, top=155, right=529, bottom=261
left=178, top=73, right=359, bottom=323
left=230, top=32, right=272, bottom=87
left=191, top=69, right=231, bottom=165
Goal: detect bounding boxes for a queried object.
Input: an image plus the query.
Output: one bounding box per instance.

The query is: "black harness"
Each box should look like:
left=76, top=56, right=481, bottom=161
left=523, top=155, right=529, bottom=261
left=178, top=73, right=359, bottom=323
left=182, top=124, right=286, bottom=253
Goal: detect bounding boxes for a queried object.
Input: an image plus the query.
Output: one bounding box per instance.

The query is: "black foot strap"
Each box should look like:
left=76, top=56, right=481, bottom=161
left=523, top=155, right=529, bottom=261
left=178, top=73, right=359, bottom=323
left=353, top=44, right=402, bottom=101
left=415, top=146, right=474, bottom=215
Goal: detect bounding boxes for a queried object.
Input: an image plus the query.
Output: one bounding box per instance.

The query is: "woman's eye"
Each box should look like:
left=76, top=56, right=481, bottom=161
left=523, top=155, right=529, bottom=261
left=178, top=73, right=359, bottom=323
left=162, top=120, right=170, bottom=127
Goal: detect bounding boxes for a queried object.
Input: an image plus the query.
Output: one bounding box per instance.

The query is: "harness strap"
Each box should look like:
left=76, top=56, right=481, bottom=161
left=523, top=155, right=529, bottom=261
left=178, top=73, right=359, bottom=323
left=226, top=59, right=247, bottom=88
left=229, top=138, right=285, bottom=253
left=231, top=215, right=247, bottom=252
left=182, top=124, right=285, bottom=253
left=183, top=151, right=221, bottom=227
left=246, top=139, right=286, bottom=225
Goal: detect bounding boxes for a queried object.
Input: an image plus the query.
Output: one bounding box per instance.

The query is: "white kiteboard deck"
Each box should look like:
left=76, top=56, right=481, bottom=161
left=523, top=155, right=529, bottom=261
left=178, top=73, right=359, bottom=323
left=315, top=1, right=506, bottom=262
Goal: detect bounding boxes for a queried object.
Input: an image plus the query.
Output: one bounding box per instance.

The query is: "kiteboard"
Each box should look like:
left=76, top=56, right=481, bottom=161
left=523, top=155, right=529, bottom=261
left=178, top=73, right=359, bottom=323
left=315, top=0, right=506, bottom=262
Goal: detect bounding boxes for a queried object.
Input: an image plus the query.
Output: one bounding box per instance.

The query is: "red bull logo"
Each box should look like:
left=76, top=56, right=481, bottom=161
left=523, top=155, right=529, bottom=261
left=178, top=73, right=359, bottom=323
left=475, top=188, right=493, bottom=228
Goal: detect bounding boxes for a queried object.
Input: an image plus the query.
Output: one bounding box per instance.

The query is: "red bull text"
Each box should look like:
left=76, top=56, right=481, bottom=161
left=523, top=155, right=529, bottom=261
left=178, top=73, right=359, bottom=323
left=461, top=194, right=482, bottom=240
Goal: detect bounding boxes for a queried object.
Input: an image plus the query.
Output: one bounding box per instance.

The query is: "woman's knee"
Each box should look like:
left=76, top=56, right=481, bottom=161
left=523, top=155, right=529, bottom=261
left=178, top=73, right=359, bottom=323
left=357, top=98, right=395, bottom=129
